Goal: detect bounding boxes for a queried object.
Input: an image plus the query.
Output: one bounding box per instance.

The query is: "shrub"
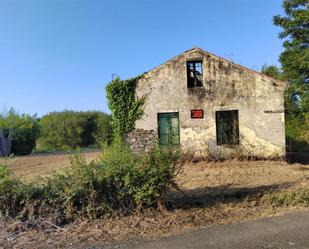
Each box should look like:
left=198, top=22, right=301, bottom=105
left=263, top=189, right=309, bottom=207
left=93, top=111, right=113, bottom=144
left=38, top=111, right=112, bottom=150
left=0, top=145, right=180, bottom=223
left=286, top=113, right=309, bottom=152
left=0, top=162, right=25, bottom=217
left=0, top=109, right=40, bottom=155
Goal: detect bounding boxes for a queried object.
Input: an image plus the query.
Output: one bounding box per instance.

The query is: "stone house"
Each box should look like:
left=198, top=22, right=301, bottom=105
left=127, top=47, right=287, bottom=158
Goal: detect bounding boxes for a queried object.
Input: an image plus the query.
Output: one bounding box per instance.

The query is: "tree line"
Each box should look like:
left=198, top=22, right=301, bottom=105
left=0, top=109, right=112, bottom=155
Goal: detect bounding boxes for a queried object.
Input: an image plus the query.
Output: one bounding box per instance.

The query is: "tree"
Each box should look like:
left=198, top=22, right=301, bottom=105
left=0, top=108, right=40, bottom=155
left=274, top=0, right=309, bottom=113
left=261, top=63, right=301, bottom=115
left=261, top=64, right=282, bottom=80
left=38, top=111, right=112, bottom=150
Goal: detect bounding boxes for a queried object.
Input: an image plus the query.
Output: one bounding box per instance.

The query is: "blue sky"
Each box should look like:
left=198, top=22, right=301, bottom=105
left=0, top=0, right=284, bottom=116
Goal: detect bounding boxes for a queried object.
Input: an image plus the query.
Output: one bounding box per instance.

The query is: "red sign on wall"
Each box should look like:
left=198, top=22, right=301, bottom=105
left=191, top=109, right=204, bottom=119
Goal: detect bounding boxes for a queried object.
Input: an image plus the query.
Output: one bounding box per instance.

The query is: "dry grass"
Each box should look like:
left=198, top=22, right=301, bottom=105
left=1, top=150, right=100, bottom=181
left=177, top=159, right=309, bottom=190
left=1, top=154, right=309, bottom=249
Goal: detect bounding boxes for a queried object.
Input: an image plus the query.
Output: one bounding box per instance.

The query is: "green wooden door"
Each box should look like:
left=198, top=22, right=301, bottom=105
left=158, top=113, right=180, bottom=146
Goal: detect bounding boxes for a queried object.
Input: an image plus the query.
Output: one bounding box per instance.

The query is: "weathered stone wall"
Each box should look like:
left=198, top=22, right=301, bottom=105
left=132, top=48, right=286, bottom=158
left=126, top=129, right=156, bottom=153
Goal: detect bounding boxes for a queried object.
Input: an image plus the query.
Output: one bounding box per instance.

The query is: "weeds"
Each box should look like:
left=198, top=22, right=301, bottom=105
left=0, top=145, right=180, bottom=224
left=263, top=189, right=309, bottom=207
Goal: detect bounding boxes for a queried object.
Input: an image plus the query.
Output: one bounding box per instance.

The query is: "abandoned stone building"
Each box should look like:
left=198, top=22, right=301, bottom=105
left=127, top=47, right=287, bottom=158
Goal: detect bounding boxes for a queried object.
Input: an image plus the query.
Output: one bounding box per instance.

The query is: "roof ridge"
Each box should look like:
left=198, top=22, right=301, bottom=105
left=187, top=47, right=286, bottom=84
left=142, top=47, right=286, bottom=85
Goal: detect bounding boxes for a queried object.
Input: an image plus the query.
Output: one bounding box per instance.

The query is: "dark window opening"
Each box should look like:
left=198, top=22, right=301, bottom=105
left=187, top=61, right=203, bottom=88
left=216, top=110, right=239, bottom=146
left=158, top=112, right=180, bottom=146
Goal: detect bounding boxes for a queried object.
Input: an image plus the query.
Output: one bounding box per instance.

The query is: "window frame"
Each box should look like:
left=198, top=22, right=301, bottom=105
left=157, top=112, right=180, bottom=146
left=215, top=110, right=240, bottom=146
left=186, top=60, right=203, bottom=88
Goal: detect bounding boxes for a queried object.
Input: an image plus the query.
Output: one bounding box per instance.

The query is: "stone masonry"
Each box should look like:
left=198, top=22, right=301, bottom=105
left=129, top=47, right=287, bottom=158
left=126, top=129, right=156, bottom=153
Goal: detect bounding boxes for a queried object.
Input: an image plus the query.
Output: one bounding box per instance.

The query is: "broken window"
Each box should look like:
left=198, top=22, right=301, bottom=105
left=216, top=110, right=239, bottom=146
left=187, top=61, right=203, bottom=88
left=158, top=112, right=180, bottom=146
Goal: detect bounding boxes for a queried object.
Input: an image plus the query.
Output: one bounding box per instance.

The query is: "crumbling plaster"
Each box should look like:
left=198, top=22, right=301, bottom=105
left=133, top=48, right=286, bottom=158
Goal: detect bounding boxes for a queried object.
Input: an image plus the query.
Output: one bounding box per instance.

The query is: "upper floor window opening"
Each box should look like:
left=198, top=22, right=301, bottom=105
left=187, top=61, right=203, bottom=88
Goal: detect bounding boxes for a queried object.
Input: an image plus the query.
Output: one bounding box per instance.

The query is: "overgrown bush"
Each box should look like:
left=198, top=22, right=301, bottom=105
left=0, top=145, right=180, bottom=223
left=0, top=109, right=40, bottom=155
left=38, top=111, right=112, bottom=150
left=0, top=161, right=25, bottom=217
left=286, top=113, right=309, bottom=152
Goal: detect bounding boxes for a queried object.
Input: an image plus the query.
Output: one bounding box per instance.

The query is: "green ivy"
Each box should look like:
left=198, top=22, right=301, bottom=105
left=106, top=75, right=146, bottom=141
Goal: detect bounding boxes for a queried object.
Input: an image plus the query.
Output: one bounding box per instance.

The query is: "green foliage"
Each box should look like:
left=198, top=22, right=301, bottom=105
left=270, top=0, right=309, bottom=151
left=261, top=64, right=283, bottom=80
left=38, top=111, right=112, bottom=150
left=0, top=145, right=180, bottom=223
left=0, top=163, right=10, bottom=182
left=286, top=112, right=309, bottom=152
left=0, top=162, right=26, bottom=217
left=106, top=76, right=146, bottom=141
left=274, top=0, right=309, bottom=113
left=263, top=189, right=309, bottom=207
left=94, top=111, right=113, bottom=144
left=0, top=108, right=40, bottom=155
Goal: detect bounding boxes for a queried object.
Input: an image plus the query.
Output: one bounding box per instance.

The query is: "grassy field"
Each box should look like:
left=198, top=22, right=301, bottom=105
left=1, top=153, right=309, bottom=248
left=2, top=150, right=100, bottom=181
